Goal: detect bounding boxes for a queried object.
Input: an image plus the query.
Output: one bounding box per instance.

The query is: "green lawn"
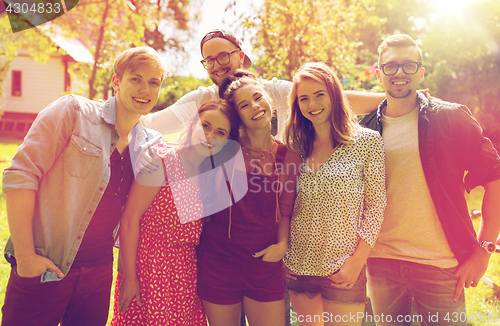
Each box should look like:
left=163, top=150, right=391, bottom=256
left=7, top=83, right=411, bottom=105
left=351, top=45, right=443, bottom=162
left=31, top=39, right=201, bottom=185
left=0, top=138, right=23, bottom=315
left=0, top=138, right=499, bottom=325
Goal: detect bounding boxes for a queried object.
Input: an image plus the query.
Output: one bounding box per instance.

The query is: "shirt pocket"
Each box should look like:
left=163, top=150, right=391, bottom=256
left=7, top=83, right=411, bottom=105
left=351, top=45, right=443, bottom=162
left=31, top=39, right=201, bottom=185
left=64, top=133, right=102, bottom=178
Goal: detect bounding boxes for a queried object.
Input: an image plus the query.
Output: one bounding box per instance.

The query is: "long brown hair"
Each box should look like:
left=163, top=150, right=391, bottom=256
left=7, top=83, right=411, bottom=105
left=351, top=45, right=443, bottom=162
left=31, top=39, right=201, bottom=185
left=285, top=62, right=357, bottom=157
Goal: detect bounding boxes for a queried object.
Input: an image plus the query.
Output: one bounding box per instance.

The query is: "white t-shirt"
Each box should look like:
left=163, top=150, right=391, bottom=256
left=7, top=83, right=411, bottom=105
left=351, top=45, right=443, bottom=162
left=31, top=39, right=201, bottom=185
left=142, top=78, right=292, bottom=142
left=369, top=106, right=458, bottom=268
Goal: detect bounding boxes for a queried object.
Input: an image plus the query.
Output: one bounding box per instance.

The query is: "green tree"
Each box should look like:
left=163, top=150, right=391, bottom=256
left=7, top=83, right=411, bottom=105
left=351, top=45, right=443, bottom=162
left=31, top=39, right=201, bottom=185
left=52, top=0, right=202, bottom=99
left=234, top=0, right=499, bottom=146
left=231, top=0, right=384, bottom=89
left=344, top=0, right=500, bottom=146
left=153, top=75, right=212, bottom=112
left=421, top=0, right=500, bottom=147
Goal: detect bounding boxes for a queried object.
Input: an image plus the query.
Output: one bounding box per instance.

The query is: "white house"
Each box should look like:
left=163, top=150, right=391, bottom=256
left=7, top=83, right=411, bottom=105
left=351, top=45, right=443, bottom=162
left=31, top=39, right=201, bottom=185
left=0, top=31, right=92, bottom=138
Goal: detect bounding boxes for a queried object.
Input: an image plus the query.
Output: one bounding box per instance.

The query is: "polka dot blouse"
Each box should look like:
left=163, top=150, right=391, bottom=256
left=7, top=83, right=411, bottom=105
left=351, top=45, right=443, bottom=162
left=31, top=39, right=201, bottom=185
left=283, top=127, right=387, bottom=277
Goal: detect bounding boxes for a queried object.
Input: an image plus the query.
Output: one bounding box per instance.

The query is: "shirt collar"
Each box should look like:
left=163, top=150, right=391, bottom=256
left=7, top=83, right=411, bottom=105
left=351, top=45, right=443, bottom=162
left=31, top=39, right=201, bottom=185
left=102, top=97, right=117, bottom=126
left=102, top=96, right=161, bottom=150
left=375, top=91, right=430, bottom=120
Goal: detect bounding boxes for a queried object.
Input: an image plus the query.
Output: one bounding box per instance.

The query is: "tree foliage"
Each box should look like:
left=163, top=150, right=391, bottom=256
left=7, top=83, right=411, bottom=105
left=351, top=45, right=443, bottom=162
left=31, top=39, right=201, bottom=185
left=153, top=75, right=211, bottom=112
left=421, top=0, right=500, bottom=148
left=51, top=0, right=202, bottom=99
left=230, top=0, right=383, bottom=88
left=233, top=0, right=500, bottom=147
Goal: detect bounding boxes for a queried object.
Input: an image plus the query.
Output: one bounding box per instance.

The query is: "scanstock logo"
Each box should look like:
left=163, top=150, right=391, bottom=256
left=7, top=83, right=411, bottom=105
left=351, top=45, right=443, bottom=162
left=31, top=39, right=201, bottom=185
left=131, top=138, right=249, bottom=225
left=1, top=0, right=79, bottom=33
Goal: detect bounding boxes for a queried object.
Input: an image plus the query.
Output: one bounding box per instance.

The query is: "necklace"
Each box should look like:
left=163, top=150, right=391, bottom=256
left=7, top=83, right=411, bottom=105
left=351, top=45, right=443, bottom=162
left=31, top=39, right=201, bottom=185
left=241, top=136, right=275, bottom=162
left=241, top=137, right=276, bottom=174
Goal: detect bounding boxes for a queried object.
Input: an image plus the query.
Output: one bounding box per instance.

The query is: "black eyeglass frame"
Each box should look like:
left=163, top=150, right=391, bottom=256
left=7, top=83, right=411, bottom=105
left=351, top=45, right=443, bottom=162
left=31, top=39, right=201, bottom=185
left=379, top=62, right=422, bottom=76
left=200, top=49, right=240, bottom=70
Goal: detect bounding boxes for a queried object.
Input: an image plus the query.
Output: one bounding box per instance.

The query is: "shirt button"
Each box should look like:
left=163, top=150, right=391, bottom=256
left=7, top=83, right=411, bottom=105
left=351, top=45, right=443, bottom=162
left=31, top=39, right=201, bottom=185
left=66, top=263, right=70, bottom=266
left=99, top=187, right=104, bottom=191
left=111, top=143, right=115, bottom=147
left=77, top=236, right=82, bottom=239
left=108, top=164, right=111, bottom=167
left=88, top=211, right=92, bottom=214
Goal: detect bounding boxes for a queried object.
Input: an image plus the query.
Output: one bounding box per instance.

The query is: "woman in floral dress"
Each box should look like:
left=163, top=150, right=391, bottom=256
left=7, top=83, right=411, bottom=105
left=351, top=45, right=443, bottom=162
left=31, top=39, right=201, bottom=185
left=111, top=99, right=240, bottom=326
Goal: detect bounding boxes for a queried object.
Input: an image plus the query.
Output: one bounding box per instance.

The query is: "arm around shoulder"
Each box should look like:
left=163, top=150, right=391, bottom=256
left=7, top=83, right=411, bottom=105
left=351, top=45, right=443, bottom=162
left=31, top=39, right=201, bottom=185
left=344, top=91, right=385, bottom=115
left=141, top=85, right=216, bottom=135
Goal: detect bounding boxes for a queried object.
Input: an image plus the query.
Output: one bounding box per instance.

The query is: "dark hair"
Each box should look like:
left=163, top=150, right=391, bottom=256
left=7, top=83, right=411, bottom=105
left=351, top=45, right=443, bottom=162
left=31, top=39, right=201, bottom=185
left=218, top=69, right=258, bottom=99
left=217, top=69, right=275, bottom=136
left=285, top=62, right=357, bottom=158
left=200, top=29, right=252, bottom=69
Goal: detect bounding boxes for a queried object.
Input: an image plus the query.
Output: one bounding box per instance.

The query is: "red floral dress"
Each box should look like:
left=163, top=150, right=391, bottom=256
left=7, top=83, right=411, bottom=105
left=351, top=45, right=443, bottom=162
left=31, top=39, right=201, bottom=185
left=111, top=143, right=207, bottom=326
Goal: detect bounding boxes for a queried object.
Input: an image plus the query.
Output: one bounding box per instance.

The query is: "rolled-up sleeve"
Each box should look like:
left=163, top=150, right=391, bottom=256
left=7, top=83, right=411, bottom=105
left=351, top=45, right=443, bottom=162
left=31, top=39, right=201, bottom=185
left=455, top=106, right=500, bottom=191
left=358, top=132, right=387, bottom=247
left=3, top=96, right=77, bottom=193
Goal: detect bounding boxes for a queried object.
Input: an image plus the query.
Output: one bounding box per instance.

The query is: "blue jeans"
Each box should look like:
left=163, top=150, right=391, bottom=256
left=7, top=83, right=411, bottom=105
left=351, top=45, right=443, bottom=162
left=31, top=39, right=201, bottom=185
left=366, top=258, right=466, bottom=326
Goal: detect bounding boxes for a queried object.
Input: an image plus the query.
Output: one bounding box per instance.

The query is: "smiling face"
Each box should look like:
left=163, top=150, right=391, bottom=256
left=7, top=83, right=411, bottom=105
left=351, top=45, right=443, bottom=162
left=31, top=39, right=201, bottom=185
left=112, top=63, right=162, bottom=119
left=376, top=46, right=425, bottom=99
left=191, top=109, right=231, bottom=157
left=296, top=78, right=332, bottom=128
left=233, top=84, right=272, bottom=130
left=202, top=38, right=245, bottom=86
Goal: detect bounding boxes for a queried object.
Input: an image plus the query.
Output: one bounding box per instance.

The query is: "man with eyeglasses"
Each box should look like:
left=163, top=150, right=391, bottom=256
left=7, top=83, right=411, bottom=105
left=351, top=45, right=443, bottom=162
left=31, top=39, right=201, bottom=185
left=361, top=34, right=500, bottom=325
left=142, top=28, right=385, bottom=141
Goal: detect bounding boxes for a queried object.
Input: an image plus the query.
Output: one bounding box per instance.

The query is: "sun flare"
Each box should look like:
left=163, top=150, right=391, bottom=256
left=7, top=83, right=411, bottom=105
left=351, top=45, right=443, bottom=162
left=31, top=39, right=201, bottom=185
left=431, top=0, right=476, bottom=16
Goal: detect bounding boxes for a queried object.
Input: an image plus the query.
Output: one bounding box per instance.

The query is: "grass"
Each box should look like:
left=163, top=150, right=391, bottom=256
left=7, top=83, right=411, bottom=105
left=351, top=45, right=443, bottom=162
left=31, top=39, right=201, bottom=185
left=0, top=138, right=499, bottom=325
left=0, top=138, right=23, bottom=316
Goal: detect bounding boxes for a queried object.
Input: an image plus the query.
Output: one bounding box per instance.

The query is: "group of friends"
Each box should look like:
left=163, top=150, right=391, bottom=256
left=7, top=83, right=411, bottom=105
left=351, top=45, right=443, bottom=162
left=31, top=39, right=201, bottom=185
left=2, top=28, right=500, bottom=326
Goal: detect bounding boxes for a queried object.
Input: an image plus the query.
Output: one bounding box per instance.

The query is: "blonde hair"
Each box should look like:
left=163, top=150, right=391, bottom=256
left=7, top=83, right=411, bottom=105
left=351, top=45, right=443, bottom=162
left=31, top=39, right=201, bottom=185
left=114, top=46, right=169, bottom=81
left=285, top=62, right=357, bottom=157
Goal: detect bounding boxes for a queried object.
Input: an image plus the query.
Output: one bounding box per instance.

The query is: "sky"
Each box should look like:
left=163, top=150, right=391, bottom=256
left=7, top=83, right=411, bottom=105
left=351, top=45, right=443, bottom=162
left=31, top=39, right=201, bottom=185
left=180, top=0, right=255, bottom=79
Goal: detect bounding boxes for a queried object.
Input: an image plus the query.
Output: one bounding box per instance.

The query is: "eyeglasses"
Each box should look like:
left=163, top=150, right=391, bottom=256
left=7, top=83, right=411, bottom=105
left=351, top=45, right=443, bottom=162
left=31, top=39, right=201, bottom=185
left=380, top=62, right=421, bottom=76
left=201, top=49, right=239, bottom=70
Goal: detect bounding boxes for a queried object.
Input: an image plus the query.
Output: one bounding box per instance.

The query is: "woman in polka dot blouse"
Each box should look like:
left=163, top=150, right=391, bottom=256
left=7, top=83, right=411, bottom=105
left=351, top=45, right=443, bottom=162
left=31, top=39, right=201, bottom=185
left=284, top=62, right=387, bottom=325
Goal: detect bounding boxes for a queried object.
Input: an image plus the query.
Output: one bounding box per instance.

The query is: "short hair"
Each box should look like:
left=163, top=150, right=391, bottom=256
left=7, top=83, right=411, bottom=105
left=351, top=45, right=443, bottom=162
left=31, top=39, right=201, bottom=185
left=200, top=29, right=252, bottom=69
left=114, top=46, right=169, bottom=81
left=378, top=34, right=423, bottom=67
left=285, top=62, right=357, bottom=158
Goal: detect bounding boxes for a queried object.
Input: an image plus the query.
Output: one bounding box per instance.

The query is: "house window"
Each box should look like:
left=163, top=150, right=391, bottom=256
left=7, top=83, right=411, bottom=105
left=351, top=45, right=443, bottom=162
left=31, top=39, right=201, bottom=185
left=11, top=71, right=22, bottom=97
